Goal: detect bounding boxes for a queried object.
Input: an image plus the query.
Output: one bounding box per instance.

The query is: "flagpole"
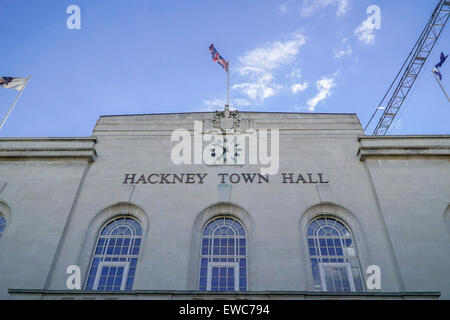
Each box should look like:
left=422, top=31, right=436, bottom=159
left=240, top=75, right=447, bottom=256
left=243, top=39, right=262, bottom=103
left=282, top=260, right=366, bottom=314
left=0, top=76, right=31, bottom=130
left=433, top=72, right=450, bottom=102
left=226, top=61, right=230, bottom=111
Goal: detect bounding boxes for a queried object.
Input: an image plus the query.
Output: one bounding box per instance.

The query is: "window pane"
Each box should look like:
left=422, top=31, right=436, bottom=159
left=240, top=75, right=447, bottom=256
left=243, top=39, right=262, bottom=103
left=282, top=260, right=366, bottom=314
left=307, top=217, right=363, bottom=292
left=200, top=217, right=247, bottom=292
left=86, top=217, right=142, bottom=291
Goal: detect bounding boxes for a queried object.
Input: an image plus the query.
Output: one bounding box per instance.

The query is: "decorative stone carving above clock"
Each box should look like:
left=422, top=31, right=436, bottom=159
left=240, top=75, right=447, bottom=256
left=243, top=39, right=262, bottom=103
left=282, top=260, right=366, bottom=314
left=212, top=106, right=241, bottom=132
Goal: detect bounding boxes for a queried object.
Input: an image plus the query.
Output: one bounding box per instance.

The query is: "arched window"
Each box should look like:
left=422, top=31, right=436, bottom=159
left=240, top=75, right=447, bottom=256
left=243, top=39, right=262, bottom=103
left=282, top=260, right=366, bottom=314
left=307, top=217, right=363, bottom=292
left=0, top=214, right=6, bottom=240
left=85, top=216, right=142, bottom=291
left=199, top=217, right=247, bottom=292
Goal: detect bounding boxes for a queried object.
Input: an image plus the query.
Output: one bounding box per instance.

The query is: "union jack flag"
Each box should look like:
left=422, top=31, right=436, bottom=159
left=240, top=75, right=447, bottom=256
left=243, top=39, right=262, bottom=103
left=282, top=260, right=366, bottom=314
left=0, top=76, right=28, bottom=91
left=209, top=44, right=229, bottom=72
left=0, top=77, right=13, bottom=86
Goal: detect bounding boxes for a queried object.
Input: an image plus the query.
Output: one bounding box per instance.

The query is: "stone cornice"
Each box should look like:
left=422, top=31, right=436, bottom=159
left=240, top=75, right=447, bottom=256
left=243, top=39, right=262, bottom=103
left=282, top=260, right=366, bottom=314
left=7, top=289, right=441, bottom=300
left=358, top=135, right=450, bottom=160
left=0, top=138, right=97, bottom=162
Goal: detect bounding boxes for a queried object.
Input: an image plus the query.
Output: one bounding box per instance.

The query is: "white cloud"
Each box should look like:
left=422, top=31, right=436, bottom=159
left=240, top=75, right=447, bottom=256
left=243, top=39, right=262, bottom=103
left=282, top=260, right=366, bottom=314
left=292, top=104, right=311, bottom=112
left=233, top=34, right=306, bottom=102
left=290, top=68, right=302, bottom=79
left=354, top=17, right=376, bottom=45
left=291, top=82, right=308, bottom=94
left=307, top=77, right=336, bottom=111
left=233, top=74, right=281, bottom=101
left=202, top=98, right=226, bottom=111
left=336, top=0, right=350, bottom=16
left=233, top=98, right=251, bottom=107
left=203, top=98, right=251, bottom=111
left=300, top=0, right=350, bottom=17
left=237, top=34, right=306, bottom=74
left=333, top=37, right=352, bottom=58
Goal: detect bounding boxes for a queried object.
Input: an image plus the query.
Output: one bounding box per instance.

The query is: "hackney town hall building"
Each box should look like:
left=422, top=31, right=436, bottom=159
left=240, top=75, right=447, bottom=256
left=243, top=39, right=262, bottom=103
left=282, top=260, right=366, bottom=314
left=0, top=110, right=449, bottom=300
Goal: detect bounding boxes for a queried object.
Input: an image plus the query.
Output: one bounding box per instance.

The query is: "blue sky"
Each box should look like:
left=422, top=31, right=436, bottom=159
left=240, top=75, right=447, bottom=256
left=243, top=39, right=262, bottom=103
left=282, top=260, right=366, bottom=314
left=0, top=0, right=448, bottom=137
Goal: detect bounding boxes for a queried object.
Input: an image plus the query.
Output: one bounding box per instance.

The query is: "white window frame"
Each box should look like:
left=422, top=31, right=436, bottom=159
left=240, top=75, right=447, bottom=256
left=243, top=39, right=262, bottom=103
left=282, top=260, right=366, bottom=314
left=93, top=261, right=130, bottom=291
left=206, top=262, right=239, bottom=291
left=319, top=262, right=356, bottom=292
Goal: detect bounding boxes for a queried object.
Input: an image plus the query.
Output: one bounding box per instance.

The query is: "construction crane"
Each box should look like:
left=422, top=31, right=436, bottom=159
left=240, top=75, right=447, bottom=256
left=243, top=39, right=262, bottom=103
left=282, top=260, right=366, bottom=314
left=365, top=0, right=450, bottom=135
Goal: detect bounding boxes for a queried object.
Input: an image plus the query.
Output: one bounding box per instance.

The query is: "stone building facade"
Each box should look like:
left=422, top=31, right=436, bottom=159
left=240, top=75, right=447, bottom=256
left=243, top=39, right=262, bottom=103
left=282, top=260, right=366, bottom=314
left=0, top=112, right=448, bottom=299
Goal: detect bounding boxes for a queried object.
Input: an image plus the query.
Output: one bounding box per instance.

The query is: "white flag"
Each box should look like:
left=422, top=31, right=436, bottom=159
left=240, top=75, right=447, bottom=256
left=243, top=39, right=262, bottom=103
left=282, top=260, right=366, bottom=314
left=0, top=77, right=28, bottom=91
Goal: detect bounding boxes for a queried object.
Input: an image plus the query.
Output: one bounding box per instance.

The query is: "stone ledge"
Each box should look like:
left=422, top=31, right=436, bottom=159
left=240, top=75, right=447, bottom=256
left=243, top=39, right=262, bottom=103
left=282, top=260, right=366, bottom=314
left=358, top=136, right=450, bottom=160
left=0, top=138, right=97, bottom=162
left=358, top=146, right=450, bottom=160
left=93, top=112, right=364, bottom=134
left=7, top=289, right=441, bottom=300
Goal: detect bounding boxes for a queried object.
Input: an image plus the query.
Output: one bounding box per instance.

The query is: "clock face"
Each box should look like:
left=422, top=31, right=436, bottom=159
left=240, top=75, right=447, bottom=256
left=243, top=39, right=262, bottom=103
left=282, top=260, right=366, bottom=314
left=210, top=136, right=241, bottom=164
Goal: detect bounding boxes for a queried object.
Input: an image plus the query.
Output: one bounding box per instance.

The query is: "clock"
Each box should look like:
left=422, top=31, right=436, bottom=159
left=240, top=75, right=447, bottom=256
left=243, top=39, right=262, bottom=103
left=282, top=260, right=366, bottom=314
left=210, top=135, right=241, bottom=164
